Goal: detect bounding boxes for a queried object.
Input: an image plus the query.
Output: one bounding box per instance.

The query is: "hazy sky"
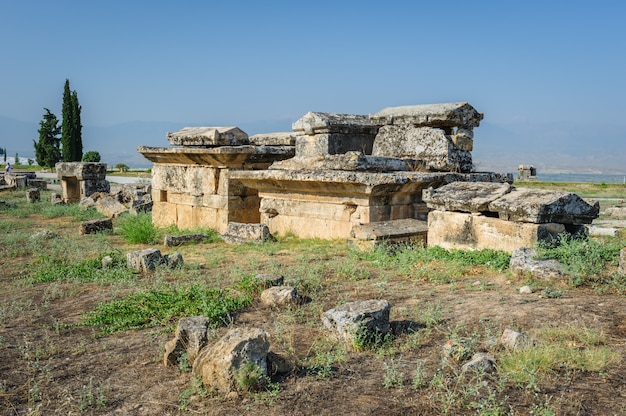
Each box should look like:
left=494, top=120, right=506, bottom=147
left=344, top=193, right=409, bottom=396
left=1, top=1, right=625, bottom=130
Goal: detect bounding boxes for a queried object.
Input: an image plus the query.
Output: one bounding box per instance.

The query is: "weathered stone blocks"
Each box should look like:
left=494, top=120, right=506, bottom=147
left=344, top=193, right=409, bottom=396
left=191, top=327, right=269, bottom=394
left=166, top=126, right=249, bottom=147
left=322, top=299, right=390, bottom=346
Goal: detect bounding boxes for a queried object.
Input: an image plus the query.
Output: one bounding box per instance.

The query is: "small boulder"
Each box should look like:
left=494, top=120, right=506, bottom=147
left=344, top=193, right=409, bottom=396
left=26, top=188, right=40, bottom=203
left=620, top=247, right=626, bottom=275
left=126, top=248, right=163, bottom=272
left=461, top=353, right=496, bottom=373
left=222, top=223, right=275, bottom=244
left=79, top=218, right=113, bottom=235
left=260, top=286, right=301, bottom=307
left=321, top=299, right=390, bottom=346
left=164, top=316, right=212, bottom=368
left=519, top=285, right=533, bottom=294
left=192, top=327, right=269, bottom=394
left=510, top=247, right=565, bottom=280
left=500, top=328, right=531, bottom=350
left=254, top=274, right=284, bottom=289
left=165, top=252, right=184, bottom=268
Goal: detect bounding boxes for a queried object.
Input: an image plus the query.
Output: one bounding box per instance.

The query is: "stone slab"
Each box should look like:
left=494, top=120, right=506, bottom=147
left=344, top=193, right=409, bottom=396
left=56, top=162, right=107, bottom=181
left=295, top=133, right=375, bottom=158
left=166, top=126, right=249, bottom=147
left=423, top=181, right=513, bottom=212
left=427, top=210, right=575, bottom=253
left=249, top=132, right=297, bottom=146
left=487, top=188, right=599, bottom=224
left=370, top=102, right=483, bottom=128
left=372, top=125, right=473, bottom=172
left=138, top=145, right=294, bottom=168
left=292, top=112, right=379, bottom=135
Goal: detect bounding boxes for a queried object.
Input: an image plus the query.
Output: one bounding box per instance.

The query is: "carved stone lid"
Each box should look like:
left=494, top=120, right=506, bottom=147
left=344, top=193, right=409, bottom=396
left=370, top=102, right=483, bottom=129
left=166, top=126, right=249, bottom=147
left=292, top=112, right=379, bottom=135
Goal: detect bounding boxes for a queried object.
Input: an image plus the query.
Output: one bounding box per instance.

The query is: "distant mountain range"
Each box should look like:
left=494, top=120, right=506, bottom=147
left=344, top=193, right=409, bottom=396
left=1, top=114, right=624, bottom=174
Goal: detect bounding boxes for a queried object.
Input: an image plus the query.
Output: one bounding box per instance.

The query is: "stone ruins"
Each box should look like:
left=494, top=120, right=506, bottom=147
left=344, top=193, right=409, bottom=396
left=55, top=162, right=110, bottom=203
left=138, top=102, right=599, bottom=251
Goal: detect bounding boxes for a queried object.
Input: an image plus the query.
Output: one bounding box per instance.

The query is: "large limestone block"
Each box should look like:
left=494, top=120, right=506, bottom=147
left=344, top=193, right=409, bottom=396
left=151, top=165, right=218, bottom=195
left=509, top=247, right=565, bottom=280
left=249, top=132, right=297, bottom=146
left=370, top=102, right=483, bottom=129
left=94, top=196, right=128, bottom=218
left=321, top=299, right=391, bottom=346
left=350, top=218, right=428, bottom=247
left=423, top=182, right=513, bottom=213
left=166, top=126, right=249, bottom=147
left=295, top=134, right=375, bottom=158
left=126, top=248, right=163, bottom=272
left=427, top=211, right=570, bottom=253
left=372, top=125, right=473, bottom=172
left=487, top=188, right=599, bottom=224
left=292, top=112, right=379, bottom=135
left=56, top=162, right=107, bottom=181
left=192, top=327, right=269, bottom=394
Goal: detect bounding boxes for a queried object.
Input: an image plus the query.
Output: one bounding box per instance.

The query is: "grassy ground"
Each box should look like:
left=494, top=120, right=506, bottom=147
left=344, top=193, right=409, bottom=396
left=0, top=183, right=624, bottom=415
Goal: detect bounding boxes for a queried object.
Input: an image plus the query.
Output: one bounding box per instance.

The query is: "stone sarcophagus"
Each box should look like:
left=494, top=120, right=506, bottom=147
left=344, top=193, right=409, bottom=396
left=423, top=182, right=599, bottom=253
left=56, top=162, right=110, bottom=203
left=231, top=103, right=512, bottom=242
left=137, top=127, right=295, bottom=233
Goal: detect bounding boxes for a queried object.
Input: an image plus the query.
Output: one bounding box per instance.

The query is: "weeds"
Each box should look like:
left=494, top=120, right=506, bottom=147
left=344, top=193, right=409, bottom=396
left=117, top=212, right=159, bottom=244
left=81, top=284, right=253, bottom=334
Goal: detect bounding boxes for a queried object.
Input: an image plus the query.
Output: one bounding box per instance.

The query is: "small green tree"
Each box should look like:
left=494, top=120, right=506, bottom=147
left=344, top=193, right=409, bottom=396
left=34, top=108, right=62, bottom=168
left=114, top=163, right=130, bottom=172
left=61, top=79, right=82, bottom=162
left=82, top=150, right=101, bottom=162
left=14, top=153, right=19, bottom=166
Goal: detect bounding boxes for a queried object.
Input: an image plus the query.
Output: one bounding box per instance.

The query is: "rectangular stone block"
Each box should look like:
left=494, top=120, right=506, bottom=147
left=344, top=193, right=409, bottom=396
left=166, top=126, right=249, bottom=147
left=295, top=134, right=375, bottom=158
left=262, top=212, right=352, bottom=240
left=427, top=210, right=569, bottom=254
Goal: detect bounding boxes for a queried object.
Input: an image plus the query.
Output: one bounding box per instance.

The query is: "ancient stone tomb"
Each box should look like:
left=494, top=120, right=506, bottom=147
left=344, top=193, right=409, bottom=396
left=137, top=127, right=295, bottom=233
left=138, top=103, right=514, bottom=242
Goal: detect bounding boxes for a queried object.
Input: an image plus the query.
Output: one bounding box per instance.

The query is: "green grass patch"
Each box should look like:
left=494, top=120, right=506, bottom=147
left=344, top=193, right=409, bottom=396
left=116, top=212, right=159, bottom=244
left=498, top=325, right=619, bottom=390
left=81, top=284, right=253, bottom=334
left=536, top=236, right=623, bottom=287
left=30, top=252, right=135, bottom=283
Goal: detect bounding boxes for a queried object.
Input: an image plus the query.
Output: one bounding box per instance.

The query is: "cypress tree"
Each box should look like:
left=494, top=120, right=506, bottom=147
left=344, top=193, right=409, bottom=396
left=61, top=79, right=73, bottom=161
left=71, top=90, right=83, bottom=161
left=61, top=79, right=83, bottom=162
left=34, top=108, right=62, bottom=168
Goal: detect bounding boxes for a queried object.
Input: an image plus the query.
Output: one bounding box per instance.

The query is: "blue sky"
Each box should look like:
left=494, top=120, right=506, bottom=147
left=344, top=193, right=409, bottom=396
left=1, top=1, right=625, bottom=171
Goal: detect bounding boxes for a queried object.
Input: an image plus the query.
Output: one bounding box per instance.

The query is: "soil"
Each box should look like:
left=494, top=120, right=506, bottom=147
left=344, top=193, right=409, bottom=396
left=1, top=196, right=625, bottom=415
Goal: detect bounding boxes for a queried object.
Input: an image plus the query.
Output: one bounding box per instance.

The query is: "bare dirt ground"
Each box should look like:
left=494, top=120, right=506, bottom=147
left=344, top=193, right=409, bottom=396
left=0, top=189, right=625, bottom=415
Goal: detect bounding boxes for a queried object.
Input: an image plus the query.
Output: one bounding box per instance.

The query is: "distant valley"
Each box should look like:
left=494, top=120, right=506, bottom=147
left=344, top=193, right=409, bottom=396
left=1, top=115, right=624, bottom=174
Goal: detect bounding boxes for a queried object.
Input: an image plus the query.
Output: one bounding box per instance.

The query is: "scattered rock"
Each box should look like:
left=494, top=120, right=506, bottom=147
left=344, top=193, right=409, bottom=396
left=94, top=196, right=128, bottom=218
left=101, top=256, right=114, bottom=268
left=165, top=252, right=184, bottom=268
left=26, top=188, right=40, bottom=203
left=164, top=234, right=212, bottom=247
left=500, top=328, right=531, bottom=350
left=79, top=218, right=113, bottom=235
left=126, top=248, right=164, bottom=272
left=31, top=229, right=57, bottom=240
left=164, top=316, right=212, bottom=367
left=260, top=286, right=301, bottom=307
left=620, top=247, right=626, bottom=274
left=254, top=274, right=284, bottom=289
left=192, top=327, right=269, bottom=394
left=222, top=223, right=275, bottom=244
left=510, top=247, right=565, bottom=280
left=461, top=353, right=496, bottom=373
left=519, top=285, right=533, bottom=294
left=321, top=299, right=390, bottom=346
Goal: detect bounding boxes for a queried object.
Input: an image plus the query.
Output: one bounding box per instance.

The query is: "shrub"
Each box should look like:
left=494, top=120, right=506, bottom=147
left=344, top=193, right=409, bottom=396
left=117, top=213, right=159, bottom=244
left=82, top=151, right=101, bottom=162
